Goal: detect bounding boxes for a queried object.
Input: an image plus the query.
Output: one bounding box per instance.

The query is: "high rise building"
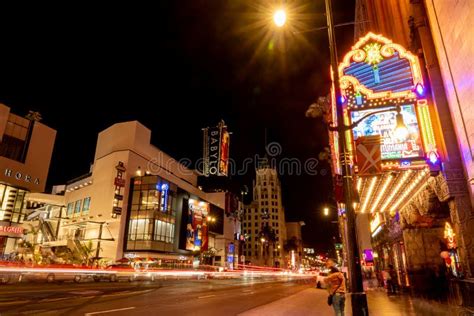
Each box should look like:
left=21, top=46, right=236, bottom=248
left=242, top=161, right=287, bottom=267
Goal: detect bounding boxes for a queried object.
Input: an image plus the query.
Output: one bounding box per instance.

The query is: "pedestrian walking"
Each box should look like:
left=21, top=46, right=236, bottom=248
left=325, top=265, right=346, bottom=316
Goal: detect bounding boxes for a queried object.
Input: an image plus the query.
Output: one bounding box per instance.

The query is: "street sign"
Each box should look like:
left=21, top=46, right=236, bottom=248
left=113, top=207, right=122, bottom=215
left=114, top=178, right=126, bottom=187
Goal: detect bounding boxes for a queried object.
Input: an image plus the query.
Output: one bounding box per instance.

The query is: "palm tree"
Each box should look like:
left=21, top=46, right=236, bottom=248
left=25, top=223, right=41, bottom=245
left=258, top=223, right=276, bottom=266
left=80, top=241, right=98, bottom=266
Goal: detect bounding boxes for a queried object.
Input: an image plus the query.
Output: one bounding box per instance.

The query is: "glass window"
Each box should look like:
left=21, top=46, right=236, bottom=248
left=74, top=200, right=82, bottom=215
left=82, top=197, right=91, bottom=214
left=129, top=218, right=151, bottom=240
left=67, top=203, right=74, bottom=216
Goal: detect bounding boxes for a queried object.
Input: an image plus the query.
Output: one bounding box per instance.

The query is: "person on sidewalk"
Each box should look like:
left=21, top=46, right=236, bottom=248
left=325, top=265, right=346, bottom=316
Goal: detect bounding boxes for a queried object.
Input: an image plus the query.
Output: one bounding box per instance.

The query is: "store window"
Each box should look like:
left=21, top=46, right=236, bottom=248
left=129, top=218, right=152, bottom=240
left=0, top=185, right=27, bottom=223
left=126, top=175, right=177, bottom=251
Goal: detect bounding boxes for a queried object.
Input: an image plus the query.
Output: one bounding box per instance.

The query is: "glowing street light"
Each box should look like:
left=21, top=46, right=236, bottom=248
left=394, top=108, right=409, bottom=140
left=273, top=9, right=286, bottom=27
left=323, top=207, right=329, bottom=216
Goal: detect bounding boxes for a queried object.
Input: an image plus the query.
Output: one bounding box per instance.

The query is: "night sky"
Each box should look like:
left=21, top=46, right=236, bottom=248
left=0, top=1, right=355, bottom=252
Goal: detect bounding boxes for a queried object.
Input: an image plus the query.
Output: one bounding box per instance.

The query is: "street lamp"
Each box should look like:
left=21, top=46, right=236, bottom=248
left=323, top=207, right=329, bottom=216
left=272, top=1, right=369, bottom=314
left=273, top=9, right=286, bottom=28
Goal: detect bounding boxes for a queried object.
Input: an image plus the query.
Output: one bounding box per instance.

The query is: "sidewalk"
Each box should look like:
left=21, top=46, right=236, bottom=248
left=238, top=287, right=468, bottom=316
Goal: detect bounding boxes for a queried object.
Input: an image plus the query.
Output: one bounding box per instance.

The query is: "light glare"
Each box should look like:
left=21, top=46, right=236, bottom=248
left=273, top=9, right=286, bottom=27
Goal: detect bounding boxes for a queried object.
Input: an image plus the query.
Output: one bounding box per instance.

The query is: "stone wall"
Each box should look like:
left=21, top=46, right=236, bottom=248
left=403, top=227, right=447, bottom=296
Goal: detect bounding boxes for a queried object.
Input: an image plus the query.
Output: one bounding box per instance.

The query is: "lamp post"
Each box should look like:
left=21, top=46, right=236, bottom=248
left=324, top=0, right=368, bottom=314
left=272, top=1, right=369, bottom=314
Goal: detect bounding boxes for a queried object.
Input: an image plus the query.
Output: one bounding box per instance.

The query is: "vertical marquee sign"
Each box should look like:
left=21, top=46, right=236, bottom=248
left=203, top=120, right=230, bottom=177
left=112, top=161, right=126, bottom=217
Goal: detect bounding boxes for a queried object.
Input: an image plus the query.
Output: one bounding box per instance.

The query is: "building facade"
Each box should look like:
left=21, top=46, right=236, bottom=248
left=24, top=121, right=241, bottom=266
left=345, top=0, right=474, bottom=296
left=242, top=163, right=287, bottom=267
left=0, top=104, right=56, bottom=258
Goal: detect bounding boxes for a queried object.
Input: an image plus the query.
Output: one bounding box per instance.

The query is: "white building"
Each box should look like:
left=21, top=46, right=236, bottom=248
left=25, top=121, right=240, bottom=266
left=242, top=163, right=287, bottom=267
left=0, top=104, right=56, bottom=258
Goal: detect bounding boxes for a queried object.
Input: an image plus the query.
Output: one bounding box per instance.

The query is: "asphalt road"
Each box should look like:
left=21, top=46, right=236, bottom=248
left=0, top=277, right=314, bottom=315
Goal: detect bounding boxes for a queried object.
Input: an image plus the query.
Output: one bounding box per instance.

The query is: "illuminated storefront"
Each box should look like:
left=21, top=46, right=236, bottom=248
left=330, top=33, right=458, bottom=292
left=124, top=175, right=177, bottom=253
left=0, top=104, right=56, bottom=258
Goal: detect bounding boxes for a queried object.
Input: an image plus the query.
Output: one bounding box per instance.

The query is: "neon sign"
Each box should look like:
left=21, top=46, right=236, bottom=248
left=159, top=183, right=169, bottom=212
left=444, top=222, right=456, bottom=249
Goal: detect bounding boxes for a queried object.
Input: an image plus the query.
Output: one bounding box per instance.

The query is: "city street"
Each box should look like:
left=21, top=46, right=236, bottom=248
left=0, top=277, right=313, bottom=315
left=0, top=277, right=467, bottom=316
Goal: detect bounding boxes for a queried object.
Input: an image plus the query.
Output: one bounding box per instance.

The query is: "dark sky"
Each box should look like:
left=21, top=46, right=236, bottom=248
left=0, top=1, right=355, bottom=252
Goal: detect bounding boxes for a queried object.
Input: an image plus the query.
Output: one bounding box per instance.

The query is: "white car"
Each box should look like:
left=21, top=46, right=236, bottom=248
left=315, top=271, right=329, bottom=289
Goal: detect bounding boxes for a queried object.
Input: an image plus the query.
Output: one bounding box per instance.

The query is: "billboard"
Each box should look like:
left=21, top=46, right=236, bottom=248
left=203, top=120, right=230, bottom=177
left=219, top=127, right=230, bottom=176
left=185, top=199, right=209, bottom=251
left=351, top=105, right=423, bottom=160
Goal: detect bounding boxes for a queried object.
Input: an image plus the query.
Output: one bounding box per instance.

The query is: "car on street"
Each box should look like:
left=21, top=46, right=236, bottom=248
left=92, top=263, right=155, bottom=282
left=20, top=270, right=86, bottom=283
left=315, top=271, right=329, bottom=288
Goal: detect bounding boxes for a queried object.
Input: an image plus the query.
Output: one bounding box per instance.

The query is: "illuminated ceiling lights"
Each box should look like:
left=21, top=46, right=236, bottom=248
left=357, top=177, right=363, bottom=193
left=390, top=169, right=429, bottom=214
left=369, top=174, right=393, bottom=213
left=359, top=177, right=377, bottom=213
left=379, top=170, right=412, bottom=213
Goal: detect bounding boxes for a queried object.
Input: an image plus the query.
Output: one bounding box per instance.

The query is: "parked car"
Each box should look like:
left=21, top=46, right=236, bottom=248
left=0, top=272, right=22, bottom=284
left=20, top=270, right=85, bottom=283
left=316, top=271, right=329, bottom=288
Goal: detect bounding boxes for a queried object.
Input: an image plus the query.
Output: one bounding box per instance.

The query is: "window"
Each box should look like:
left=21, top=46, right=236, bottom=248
left=255, top=215, right=258, bottom=220
left=0, top=115, right=30, bottom=162
left=255, top=229, right=258, bottom=234
left=67, top=202, right=74, bottom=216
left=82, top=197, right=91, bottom=214
left=74, top=200, right=82, bottom=215
left=154, top=219, right=174, bottom=243
left=263, top=182, right=266, bottom=186
left=129, top=218, right=152, bottom=240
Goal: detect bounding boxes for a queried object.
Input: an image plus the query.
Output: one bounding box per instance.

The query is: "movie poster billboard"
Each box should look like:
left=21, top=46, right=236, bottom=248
left=350, top=104, right=423, bottom=160
left=185, top=199, right=209, bottom=251
left=219, top=127, right=230, bottom=176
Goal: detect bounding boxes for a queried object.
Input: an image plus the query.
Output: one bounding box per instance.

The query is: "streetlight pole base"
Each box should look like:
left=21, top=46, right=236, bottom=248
left=348, top=292, right=369, bottom=316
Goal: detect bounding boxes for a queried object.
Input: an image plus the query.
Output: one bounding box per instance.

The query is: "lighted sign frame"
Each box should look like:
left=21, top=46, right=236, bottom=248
left=339, top=32, right=424, bottom=102
left=333, top=32, right=439, bottom=171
